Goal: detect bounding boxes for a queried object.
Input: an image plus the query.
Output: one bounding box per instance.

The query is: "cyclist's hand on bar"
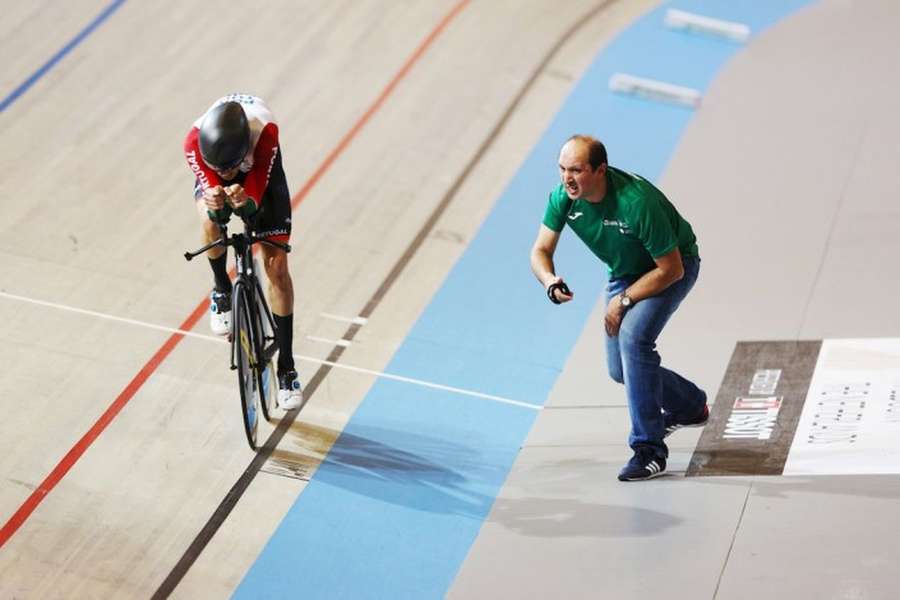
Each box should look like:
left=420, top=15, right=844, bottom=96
left=225, top=184, right=250, bottom=209
left=203, top=186, right=227, bottom=211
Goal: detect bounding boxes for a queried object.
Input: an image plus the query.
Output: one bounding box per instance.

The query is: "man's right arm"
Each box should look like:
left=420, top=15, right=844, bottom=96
left=184, top=127, right=221, bottom=193
left=531, top=224, right=573, bottom=303
left=184, top=127, right=228, bottom=219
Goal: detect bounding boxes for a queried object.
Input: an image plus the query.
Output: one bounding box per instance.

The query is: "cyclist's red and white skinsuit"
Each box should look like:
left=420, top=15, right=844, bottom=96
left=183, top=94, right=290, bottom=242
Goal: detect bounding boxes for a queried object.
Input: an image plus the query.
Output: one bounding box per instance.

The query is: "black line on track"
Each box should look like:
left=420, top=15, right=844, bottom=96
left=152, top=2, right=620, bottom=596
left=713, top=482, right=754, bottom=599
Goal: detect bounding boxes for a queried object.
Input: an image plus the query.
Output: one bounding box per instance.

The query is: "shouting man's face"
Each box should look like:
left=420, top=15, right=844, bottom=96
left=558, top=139, right=606, bottom=201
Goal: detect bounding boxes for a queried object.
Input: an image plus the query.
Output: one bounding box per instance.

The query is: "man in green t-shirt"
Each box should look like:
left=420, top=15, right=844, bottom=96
left=530, top=134, right=708, bottom=481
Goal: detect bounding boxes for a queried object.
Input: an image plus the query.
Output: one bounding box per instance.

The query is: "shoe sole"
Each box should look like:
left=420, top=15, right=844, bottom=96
left=210, top=320, right=231, bottom=336
left=664, top=420, right=708, bottom=438
left=663, top=406, right=710, bottom=438
left=278, top=396, right=304, bottom=411
left=618, top=470, right=667, bottom=482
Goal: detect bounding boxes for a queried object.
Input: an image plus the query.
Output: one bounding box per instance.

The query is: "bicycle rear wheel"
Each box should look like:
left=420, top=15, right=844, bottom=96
left=253, top=278, right=279, bottom=423
left=257, top=358, right=277, bottom=423
left=233, top=283, right=259, bottom=449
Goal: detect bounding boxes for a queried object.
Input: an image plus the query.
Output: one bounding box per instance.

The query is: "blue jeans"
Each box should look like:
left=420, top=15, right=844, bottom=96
left=605, top=257, right=705, bottom=458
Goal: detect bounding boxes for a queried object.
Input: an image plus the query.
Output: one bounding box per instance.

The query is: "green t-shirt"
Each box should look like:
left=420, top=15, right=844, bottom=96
left=542, top=166, right=699, bottom=278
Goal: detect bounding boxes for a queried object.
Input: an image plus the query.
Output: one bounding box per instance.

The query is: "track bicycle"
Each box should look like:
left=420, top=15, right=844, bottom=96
left=184, top=219, right=288, bottom=449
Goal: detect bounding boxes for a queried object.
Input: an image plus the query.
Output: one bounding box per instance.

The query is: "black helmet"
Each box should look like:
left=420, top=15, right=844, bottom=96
left=199, top=101, right=250, bottom=171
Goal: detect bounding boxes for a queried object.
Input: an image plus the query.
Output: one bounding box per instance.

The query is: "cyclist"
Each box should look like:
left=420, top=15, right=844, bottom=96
left=183, top=93, right=302, bottom=410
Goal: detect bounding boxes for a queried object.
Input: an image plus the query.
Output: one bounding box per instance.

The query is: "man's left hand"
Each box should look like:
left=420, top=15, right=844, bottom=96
left=225, top=184, right=250, bottom=209
left=604, top=295, right=626, bottom=337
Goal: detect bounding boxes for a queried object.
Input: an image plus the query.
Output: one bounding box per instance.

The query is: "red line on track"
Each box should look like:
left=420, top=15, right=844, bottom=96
left=0, top=0, right=470, bottom=550
left=289, top=0, right=470, bottom=211
left=0, top=302, right=208, bottom=547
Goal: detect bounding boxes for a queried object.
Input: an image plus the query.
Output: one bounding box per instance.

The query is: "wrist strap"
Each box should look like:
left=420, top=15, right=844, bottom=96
left=547, top=281, right=571, bottom=304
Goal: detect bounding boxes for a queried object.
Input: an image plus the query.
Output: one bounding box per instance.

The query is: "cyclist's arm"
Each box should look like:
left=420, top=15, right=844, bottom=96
left=241, top=123, right=279, bottom=209
left=183, top=127, right=223, bottom=193
left=184, top=127, right=229, bottom=221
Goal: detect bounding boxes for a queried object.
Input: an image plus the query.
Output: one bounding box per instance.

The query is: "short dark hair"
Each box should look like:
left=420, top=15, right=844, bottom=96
left=567, top=134, right=607, bottom=170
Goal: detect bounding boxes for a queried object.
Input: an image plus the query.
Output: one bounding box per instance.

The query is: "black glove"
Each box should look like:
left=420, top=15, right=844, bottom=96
left=547, top=281, right=572, bottom=305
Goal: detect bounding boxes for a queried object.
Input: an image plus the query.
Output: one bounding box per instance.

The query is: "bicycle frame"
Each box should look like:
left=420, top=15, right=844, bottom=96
left=184, top=221, right=289, bottom=370
left=185, top=219, right=291, bottom=447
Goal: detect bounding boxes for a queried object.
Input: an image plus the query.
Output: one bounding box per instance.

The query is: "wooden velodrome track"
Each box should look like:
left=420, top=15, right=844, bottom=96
left=3, top=1, right=900, bottom=598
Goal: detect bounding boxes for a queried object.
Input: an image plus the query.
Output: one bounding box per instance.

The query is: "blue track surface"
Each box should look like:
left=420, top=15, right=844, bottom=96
left=234, top=2, right=813, bottom=597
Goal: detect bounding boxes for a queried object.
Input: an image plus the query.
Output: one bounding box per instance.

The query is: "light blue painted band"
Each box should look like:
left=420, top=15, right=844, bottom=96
left=235, top=1, right=814, bottom=598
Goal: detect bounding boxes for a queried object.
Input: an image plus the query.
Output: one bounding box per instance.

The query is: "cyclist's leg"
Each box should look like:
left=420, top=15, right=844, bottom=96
left=197, top=202, right=222, bottom=247
left=194, top=183, right=232, bottom=334
left=259, top=243, right=293, bottom=370
left=253, top=152, right=293, bottom=351
left=194, top=188, right=228, bottom=280
left=253, top=154, right=301, bottom=408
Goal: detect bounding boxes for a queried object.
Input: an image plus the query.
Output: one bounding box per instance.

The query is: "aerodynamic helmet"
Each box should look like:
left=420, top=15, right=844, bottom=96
left=198, top=101, right=250, bottom=171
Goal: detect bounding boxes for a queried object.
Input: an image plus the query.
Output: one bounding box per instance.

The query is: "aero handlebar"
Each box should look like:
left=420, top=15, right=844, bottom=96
left=184, top=222, right=290, bottom=262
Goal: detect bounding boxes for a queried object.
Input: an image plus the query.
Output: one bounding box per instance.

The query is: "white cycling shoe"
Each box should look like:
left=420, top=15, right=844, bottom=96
left=209, top=290, right=232, bottom=336
left=278, top=370, right=303, bottom=410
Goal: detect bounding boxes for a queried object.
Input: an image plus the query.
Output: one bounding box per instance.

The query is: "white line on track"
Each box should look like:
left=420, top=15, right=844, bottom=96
left=306, top=335, right=352, bottom=348
left=0, top=291, right=541, bottom=411
left=319, top=312, right=368, bottom=326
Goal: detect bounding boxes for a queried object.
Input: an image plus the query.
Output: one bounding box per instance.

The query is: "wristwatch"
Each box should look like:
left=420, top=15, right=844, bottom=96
left=619, top=292, right=633, bottom=309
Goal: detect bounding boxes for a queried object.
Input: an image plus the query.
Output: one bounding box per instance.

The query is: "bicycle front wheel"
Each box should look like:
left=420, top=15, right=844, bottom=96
left=233, top=283, right=259, bottom=450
